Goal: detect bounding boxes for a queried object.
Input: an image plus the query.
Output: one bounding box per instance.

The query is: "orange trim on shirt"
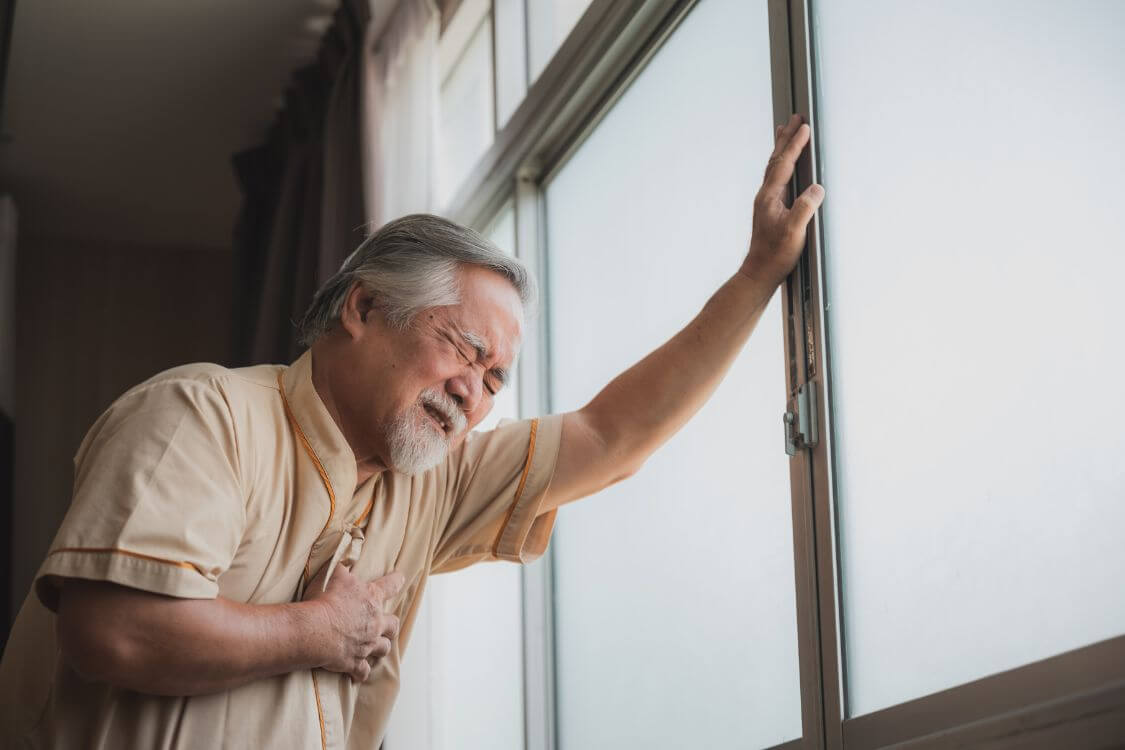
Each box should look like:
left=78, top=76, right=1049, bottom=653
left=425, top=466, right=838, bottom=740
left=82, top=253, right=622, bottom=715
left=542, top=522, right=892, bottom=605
left=311, top=671, right=328, bottom=750
left=352, top=498, right=375, bottom=527
left=492, top=418, right=540, bottom=556
left=47, top=546, right=208, bottom=576
left=277, top=372, right=332, bottom=750
left=277, top=373, right=337, bottom=581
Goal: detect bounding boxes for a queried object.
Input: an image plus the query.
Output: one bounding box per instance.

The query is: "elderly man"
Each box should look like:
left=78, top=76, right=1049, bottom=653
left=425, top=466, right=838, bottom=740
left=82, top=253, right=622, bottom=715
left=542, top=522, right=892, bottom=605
left=0, top=117, right=822, bottom=748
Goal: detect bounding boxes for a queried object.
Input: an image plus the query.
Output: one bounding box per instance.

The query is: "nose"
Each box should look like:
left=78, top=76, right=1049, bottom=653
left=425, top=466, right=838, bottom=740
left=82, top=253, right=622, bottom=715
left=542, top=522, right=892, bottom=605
left=446, top=373, right=482, bottom=415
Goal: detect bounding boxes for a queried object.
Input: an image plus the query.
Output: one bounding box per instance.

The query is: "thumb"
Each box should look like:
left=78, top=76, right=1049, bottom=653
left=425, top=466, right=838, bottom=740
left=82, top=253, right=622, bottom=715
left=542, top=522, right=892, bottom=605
left=788, top=183, right=825, bottom=232
left=369, top=571, right=406, bottom=603
left=301, top=562, right=331, bottom=601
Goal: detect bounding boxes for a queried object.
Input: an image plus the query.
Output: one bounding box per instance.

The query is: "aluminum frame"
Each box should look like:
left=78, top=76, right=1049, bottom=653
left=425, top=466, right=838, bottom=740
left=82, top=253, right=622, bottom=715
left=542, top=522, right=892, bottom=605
left=843, top=637, right=1125, bottom=748
left=522, top=2, right=825, bottom=748
left=785, top=0, right=1125, bottom=746
left=445, top=0, right=1125, bottom=747
left=773, top=2, right=845, bottom=749
left=457, top=0, right=823, bottom=747
left=768, top=1, right=830, bottom=748
left=471, top=180, right=556, bottom=750
left=453, top=3, right=704, bottom=747
left=445, top=0, right=690, bottom=229
left=512, top=176, right=558, bottom=750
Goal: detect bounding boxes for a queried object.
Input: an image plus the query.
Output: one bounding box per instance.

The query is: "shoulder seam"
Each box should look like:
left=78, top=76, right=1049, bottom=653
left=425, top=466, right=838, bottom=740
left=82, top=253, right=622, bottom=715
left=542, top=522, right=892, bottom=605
left=123, top=369, right=282, bottom=400
left=224, top=369, right=284, bottom=390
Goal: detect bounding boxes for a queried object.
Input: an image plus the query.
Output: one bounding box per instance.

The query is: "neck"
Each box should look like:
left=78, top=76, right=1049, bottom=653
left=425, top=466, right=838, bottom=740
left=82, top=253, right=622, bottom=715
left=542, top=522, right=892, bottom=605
left=310, top=342, right=388, bottom=487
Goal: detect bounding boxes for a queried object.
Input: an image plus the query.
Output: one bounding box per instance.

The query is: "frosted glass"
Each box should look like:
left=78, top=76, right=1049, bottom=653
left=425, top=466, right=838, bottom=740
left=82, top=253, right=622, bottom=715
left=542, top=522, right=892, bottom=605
left=428, top=566, right=523, bottom=750
left=480, top=201, right=521, bottom=430
left=526, top=0, right=592, bottom=82
left=429, top=202, right=523, bottom=750
left=485, top=200, right=516, bottom=258
left=546, top=0, right=800, bottom=747
left=815, top=0, right=1125, bottom=717
left=494, top=0, right=527, bottom=128
left=437, top=16, right=494, bottom=208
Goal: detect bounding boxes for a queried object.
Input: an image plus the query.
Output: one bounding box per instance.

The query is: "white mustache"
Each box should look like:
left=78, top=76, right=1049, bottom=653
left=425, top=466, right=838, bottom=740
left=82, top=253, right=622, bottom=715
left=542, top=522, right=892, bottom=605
left=419, top=389, right=467, bottom=436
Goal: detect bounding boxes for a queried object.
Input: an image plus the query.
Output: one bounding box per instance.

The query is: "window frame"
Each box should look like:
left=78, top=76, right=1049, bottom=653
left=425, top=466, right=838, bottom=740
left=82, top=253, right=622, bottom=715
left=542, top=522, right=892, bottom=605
left=452, top=1, right=820, bottom=747
left=437, top=0, right=495, bottom=208
left=439, top=0, right=1125, bottom=747
left=512, top=176, right=557, bottom=750
left=778, top=0, right=1125, bottom=747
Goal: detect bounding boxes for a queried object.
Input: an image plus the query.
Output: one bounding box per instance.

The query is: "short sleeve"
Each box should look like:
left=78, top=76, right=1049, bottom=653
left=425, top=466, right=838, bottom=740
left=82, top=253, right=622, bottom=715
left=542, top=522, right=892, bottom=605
left=34, top=376, right=247, bottom=612
left=431, top=414, right=564, bottom=574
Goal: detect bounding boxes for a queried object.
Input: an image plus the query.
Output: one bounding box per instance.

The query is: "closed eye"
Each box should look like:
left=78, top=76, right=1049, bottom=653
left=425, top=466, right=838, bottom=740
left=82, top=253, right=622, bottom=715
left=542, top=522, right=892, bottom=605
left=444, top=331, right=500, bottom=397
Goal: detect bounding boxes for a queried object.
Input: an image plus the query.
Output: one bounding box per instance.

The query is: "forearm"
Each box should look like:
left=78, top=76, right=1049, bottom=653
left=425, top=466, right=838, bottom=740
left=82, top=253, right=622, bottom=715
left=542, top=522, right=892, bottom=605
left=586, top=270, right=777, bottom=467
left=543, top=115, right=822, bottom=511
left=546, top=271, right=778, bottom=509
left=58, top=579, right=327, bottom=696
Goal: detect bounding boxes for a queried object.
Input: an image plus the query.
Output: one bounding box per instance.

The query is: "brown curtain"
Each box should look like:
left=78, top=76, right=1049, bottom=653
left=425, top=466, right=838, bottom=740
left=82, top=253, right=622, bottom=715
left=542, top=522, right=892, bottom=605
left=232, top=0, right=371, bottom=366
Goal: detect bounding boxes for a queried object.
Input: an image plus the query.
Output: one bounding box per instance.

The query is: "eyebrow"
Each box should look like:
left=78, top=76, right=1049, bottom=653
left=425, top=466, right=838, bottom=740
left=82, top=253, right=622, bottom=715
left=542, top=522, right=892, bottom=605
left=461, top=330, right=509, bottom=388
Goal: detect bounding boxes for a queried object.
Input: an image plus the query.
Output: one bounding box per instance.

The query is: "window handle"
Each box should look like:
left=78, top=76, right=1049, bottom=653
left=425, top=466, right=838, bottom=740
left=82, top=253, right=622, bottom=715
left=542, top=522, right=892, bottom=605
left=784, top=383, right=818, bottom=457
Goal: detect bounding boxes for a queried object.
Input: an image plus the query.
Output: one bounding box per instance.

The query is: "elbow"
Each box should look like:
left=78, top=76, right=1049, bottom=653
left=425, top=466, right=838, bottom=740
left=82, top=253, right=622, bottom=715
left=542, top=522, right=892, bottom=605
left=58, top=618, right=133, bottom=686
left=611, top=456, right=645, bottom=484
left=550, top=407, right=650, bottom=510
left=576, top=407, right=647, bottom=484
left=57, top=582, right=141, bottom=687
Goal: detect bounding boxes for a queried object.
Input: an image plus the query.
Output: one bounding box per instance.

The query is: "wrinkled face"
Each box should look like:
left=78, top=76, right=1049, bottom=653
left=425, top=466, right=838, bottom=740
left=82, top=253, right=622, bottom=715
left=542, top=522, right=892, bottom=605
left=332, top=266, right=524, bottom=475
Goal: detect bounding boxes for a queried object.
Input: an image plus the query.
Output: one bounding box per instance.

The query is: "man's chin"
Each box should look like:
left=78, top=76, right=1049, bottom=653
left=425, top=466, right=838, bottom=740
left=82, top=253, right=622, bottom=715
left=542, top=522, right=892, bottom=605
left=388, top=444, right=449, bottom=476
left=385, top=406, right=461, bottom=474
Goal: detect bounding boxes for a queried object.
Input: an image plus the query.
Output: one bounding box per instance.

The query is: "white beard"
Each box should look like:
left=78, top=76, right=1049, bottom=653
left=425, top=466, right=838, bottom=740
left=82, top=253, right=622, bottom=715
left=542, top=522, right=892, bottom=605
left=385, top=389, right=466, bottom=475
left=385, top=408, right=448, bottom=475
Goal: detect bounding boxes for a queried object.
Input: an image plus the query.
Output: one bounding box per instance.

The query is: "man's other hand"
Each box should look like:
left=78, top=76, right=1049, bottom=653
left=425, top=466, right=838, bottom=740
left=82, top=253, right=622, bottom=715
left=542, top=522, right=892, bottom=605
left=303, top=566, right=404, bottom=684
left=741, top=113, right=826, bottom=288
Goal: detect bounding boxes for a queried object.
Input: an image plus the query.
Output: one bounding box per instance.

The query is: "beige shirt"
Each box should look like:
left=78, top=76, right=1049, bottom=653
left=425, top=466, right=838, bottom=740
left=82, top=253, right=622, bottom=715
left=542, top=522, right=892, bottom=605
left=0, top=351, right=562, bottom=749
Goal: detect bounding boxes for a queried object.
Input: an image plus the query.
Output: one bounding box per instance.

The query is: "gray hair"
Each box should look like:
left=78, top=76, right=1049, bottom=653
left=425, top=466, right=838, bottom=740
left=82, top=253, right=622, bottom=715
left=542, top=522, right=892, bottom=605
left=297, top=213, right=536, bottom=346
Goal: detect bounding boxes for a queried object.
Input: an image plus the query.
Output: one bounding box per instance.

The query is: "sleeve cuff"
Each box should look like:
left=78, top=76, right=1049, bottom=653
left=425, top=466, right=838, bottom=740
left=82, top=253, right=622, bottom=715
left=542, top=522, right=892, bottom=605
left=492, top=414, right=564, bottom=564
left=35, top=548, right=220, bottom=612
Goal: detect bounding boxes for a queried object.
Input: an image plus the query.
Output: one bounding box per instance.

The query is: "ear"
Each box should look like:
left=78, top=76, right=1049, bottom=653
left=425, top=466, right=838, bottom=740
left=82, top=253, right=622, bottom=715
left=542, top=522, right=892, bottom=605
left=339, top=281, right=376, bottom=340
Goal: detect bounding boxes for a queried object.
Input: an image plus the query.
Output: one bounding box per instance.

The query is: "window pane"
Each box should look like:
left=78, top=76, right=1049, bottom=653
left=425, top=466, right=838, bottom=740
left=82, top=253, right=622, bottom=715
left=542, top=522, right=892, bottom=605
left=526, top=0, right=592, bottom=83
left=545, top=1, right=801, bottom=747
left=815, top=0, right=1125, bottom=717
left=428, top=202, right=524, bottom=750
left=429, top=565, right=523, bottom=750
left=485, top=199, right=516, bottom=253
left=494, top=0, right=527, bottom=128
left=478, top=201, right=521, bottom=430
left=438, top=13, right=495, bottom=208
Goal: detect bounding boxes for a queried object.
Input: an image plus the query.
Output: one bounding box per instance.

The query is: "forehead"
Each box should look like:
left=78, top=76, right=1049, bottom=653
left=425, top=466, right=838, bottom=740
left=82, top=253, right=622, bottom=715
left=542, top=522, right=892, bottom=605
left=445, top=267, right=524, bottom=364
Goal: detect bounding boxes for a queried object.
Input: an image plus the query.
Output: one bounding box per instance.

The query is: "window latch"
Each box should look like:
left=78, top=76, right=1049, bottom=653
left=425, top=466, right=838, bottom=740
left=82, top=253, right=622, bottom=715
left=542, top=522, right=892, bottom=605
left=784, top=383, right=819, bottom=456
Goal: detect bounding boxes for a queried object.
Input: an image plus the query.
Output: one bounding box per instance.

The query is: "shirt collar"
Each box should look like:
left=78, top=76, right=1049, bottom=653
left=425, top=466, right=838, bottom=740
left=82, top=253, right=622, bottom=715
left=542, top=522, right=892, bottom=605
left=281, top=349, right=359, bottom=506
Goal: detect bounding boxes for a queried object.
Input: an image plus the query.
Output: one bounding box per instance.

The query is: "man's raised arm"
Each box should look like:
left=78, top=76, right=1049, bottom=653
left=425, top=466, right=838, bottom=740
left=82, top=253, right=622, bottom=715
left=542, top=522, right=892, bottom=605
left=543, top=115, right=824, bottom=511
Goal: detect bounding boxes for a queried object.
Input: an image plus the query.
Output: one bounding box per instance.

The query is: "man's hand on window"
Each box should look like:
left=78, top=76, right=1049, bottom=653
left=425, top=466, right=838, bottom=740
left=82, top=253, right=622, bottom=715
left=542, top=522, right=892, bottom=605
left=741, top=113, right=825, bottom=289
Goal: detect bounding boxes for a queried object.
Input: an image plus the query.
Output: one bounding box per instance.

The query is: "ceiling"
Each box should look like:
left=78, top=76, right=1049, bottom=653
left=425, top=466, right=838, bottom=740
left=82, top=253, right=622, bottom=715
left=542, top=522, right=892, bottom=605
left=0, top=0, right=396, bottom=249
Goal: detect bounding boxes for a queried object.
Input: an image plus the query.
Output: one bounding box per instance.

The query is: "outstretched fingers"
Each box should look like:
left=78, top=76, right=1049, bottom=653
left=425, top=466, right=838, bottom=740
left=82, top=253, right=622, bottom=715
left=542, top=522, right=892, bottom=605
left=762, top=121, right=811, bottom=200
left=769, top=114, right=803, bottom=162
